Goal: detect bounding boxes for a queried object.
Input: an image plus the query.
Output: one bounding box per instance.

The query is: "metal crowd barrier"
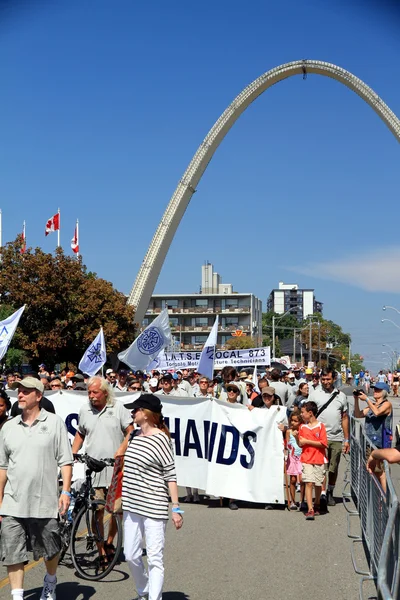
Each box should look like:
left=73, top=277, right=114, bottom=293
left=344, top=416, right=400, bottom=599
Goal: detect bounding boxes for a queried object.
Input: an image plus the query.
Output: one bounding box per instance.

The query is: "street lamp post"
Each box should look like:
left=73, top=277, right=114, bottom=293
left=272, top=307, right=297, bottom=360
left=383, top=305, right=400, bottom=315
left=381, top=318, right=400, bottom=330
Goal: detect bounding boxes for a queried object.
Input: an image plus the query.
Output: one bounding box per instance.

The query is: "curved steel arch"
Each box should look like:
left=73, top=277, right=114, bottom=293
left=129, top=59, right=400, bottom=323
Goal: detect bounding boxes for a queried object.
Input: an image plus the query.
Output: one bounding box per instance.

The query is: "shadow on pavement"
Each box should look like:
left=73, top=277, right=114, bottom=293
left=163, top=592, right=190, bottom=599
left=25, top=581, right=96, bottom=599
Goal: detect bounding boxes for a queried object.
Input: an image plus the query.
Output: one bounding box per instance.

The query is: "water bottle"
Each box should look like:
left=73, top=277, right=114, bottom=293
left=67, top=492, right=76, bottom=522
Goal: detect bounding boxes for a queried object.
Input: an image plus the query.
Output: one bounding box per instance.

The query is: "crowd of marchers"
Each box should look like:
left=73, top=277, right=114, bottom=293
left=0, top=361, right=398, bottom=600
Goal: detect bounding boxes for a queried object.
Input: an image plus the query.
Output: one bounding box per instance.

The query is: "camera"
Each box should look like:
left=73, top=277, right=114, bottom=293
left=353, top=389, right=363, bottom=396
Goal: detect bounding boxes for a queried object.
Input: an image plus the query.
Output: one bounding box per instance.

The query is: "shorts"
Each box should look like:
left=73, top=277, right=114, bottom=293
left=0, top=517, right=61, bottom=566
left=328, top=441, right=343, bottom=475
left=302, top=464, right=326, bottom=485
left=286, top=454, right=302, bottom=476
left=94, top=487, right=108, bottom=501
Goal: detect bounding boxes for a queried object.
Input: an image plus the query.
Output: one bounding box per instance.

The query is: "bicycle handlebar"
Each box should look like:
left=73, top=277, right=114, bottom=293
left=73, top=453, right=115, bottom=467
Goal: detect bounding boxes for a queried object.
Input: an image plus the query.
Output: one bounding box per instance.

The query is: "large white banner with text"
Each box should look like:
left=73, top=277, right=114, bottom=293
left=8, top=390, right=284, bottom=504
left=149, top=346, right=271, bottom=371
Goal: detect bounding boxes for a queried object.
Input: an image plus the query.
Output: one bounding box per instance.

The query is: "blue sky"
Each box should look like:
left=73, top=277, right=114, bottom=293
left=2, top=1, right=400, bottom=372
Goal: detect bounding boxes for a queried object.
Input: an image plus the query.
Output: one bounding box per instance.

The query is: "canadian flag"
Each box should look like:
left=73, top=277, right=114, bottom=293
left=71, top=221, right=79, bottom=254
left=45, top=212, right=60, bottom=236
left=20, top=221, right=26, bottom=254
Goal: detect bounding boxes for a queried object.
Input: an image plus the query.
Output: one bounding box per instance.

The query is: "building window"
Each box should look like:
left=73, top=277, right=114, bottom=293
left=170, top=318, right=179, bottom=327
left=195, top=317, right=208, bottom=327
left=226, top=298, right=238, bottom=308
left=166, top=299, right=178, bottom=308
left=194, top=335, right=207, bottom=344
left=195, top=299, right=208, bottom=307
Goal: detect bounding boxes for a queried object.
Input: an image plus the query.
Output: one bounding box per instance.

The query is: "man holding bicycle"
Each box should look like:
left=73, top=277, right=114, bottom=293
left=72, top=376, right=133, bottom=565
left=0, top=376, right=73, bottom=600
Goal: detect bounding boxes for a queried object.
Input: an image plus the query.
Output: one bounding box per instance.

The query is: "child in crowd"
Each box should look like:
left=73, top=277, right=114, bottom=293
left=285, top=412, right=304, bottom=510
left=296, top=401, right=328, bottom=520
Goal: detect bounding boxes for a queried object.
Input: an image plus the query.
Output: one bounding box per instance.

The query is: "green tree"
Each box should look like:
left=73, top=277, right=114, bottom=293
left=0, top=238, right=136, bottom=368
left=225, top=336, right=257, bottom=350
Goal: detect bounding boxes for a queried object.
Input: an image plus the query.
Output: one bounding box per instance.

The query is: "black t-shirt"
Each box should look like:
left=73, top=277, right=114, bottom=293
left=10, top=396, right=56, bottom=417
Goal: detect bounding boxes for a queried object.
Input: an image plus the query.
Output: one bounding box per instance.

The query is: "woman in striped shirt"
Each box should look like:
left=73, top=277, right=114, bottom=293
left=121, top=393, right=183, bottom=600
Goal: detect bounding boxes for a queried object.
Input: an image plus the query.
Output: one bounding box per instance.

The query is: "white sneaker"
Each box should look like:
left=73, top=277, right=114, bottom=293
left=40, top=575, right=57, bottom=600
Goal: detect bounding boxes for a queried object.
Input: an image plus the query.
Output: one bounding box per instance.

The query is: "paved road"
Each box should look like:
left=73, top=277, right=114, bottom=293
left=0, top=474, right=361, bottom=600
left=3, top=387, right=389, bottom=600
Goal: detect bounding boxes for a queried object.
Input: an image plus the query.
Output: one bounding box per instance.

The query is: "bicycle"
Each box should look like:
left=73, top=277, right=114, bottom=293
left=58, top=453, right=123, bottom=581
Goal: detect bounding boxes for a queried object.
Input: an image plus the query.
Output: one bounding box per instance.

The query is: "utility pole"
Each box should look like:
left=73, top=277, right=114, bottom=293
left=309, top=318, right=312, bottom=366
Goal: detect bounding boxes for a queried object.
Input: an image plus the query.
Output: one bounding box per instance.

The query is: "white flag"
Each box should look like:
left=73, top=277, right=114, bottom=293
left=118, top=308, right=172, bottom=371
left=78, top=327, right=106, bottom=376
left=0, top=305, right=26, bottom=360
left=252, top=364, right=259, bottom=393
left=197, top=316, right=219, bottom=379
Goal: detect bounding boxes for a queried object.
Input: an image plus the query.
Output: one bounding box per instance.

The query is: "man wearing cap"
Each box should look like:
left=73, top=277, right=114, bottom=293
left=148, top=377, right=159, bottom=393
left=11, top=373, right=56, bottom=418
left=114, top=370, right=128, bottom=392
left=157, top=374, right=186, bottom=397
left=71, top=373, right=86, bottom=391
left=309, top=366, right=349, bottom=509
left=0, top=377, right=73, bottom=600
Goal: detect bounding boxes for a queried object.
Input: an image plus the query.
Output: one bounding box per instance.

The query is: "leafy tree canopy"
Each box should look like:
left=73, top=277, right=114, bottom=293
left=0, top=238, right=135, bottom=369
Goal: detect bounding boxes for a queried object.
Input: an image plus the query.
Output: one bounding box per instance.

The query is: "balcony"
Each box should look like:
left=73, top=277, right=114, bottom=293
left=170, top=324, right=251, bottom=333
left=146, top=306, right=251, bottom=315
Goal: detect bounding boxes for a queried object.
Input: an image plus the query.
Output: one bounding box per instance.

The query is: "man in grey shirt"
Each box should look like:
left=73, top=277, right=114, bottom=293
left=309, top=366, right=350, bottom=509
left=72, top=376, right=133, bottom=563
left=0, top=376, right=73, bottom=600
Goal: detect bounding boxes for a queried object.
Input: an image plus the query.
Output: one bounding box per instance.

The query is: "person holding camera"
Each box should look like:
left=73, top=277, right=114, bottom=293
left=353, top=382, right=392, bottom=449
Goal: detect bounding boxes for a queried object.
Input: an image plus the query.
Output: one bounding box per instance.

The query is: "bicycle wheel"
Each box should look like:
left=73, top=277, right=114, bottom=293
left=70, top=500, right=123, bottom=581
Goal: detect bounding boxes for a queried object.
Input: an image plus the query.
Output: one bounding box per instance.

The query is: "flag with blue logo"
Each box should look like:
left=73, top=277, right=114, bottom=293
left=118, top=308, right=172, bottom=371
left=0, top=305, right=26, bottom=360
left=79, top=327, right=106, bottom=376
left=197, top=316, right=219, bottom=379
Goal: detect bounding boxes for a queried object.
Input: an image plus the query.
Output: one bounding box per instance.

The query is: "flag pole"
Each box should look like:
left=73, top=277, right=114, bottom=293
left=57, top=208, right=60, bottom=248
left=22, top=220, right=26, bottom=253
left=76, top=219, right=79, bottom=260
left=0, top=208, right=2, bottom=262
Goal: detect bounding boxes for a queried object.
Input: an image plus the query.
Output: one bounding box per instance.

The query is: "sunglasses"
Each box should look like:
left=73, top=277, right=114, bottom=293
left=227, top=387, right=239, bottom=393
left=262, top=394, right=274, bottom=399
left=51, top=384, right=61, bottom=388
left=131, top=407, right=142, bottom=414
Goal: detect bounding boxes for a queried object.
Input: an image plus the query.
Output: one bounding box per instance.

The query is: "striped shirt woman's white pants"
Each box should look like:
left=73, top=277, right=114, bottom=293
left=124, top=510, right=167, bottom=600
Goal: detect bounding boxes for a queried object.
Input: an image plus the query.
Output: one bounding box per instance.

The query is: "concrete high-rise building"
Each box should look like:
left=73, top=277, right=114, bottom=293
left=267, top=281, right=323, bottom=322
left=144, top=264, right=262, bottom=350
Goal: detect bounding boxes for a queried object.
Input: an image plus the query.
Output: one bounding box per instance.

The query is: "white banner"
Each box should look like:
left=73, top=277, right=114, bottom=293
left=7, top=390, right=284, bottom=503
left=150, top=346, right=271, bottom=371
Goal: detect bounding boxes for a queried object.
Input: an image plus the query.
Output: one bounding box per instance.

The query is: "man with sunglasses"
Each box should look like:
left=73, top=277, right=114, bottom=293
left=127, top=379, right=143, bottom=393
left=156, top=374, right=186, bottom=397
left=194, top=377, right=214, bottom=398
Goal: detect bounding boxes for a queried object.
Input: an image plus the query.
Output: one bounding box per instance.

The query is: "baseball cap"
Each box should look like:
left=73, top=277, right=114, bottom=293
left=11, top=376, right=44, bottom=394
left=262, top=386, right=276, bottom=396
left=372, top=382, right=390, bottom=392
left=305, top=368, right=313, bottom=374
left=106, top=369, right=113, bottom=375
left=288, top=373, right=295, bottom=379
left=244, top=379, right=255, bottom=386
left=66, top=371, right=75, bottom=378
left=160, top=373, right=173, bottom=382
left=149, top=377, right=159, bottom=388
left=119, top=369, right=128, bottom=376
left=124, top=393, right=162, bottom=413
left=39, top=363, right=46, bottom=368
left=71, top=373, right=84, bottom=382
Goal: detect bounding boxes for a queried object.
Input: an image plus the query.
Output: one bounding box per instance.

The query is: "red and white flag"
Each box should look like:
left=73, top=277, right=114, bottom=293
left=45, top=212, right=60, bottom=236
left=71, top=220, right=79, bottom=254
left=20, top=221, right=26, bottom=254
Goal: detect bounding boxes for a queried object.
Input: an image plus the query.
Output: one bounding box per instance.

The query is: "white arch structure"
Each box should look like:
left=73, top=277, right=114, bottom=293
left=128, top=59, right=400, bottom=323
